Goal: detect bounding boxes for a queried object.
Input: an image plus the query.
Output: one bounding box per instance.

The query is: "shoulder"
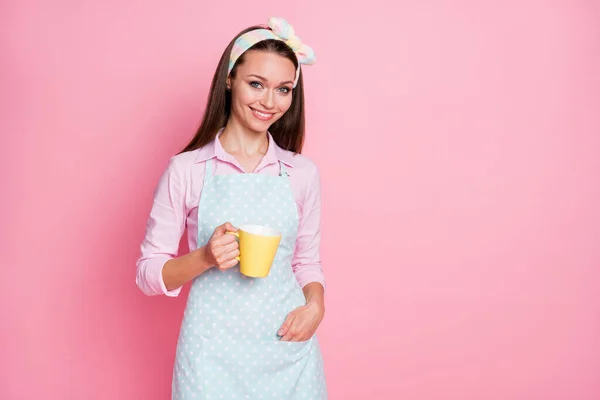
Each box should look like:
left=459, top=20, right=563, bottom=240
left=164, top=147, right=209, bottom=174
left=158, top=148, right=209, bottom=190
left=167, top=148, right=201, bottom=168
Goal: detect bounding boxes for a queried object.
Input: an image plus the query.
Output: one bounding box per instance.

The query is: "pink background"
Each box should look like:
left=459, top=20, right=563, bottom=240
left=2, top=1, right=599, bottom=399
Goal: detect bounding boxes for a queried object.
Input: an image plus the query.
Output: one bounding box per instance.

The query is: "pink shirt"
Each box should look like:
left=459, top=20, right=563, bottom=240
left=135, top=132, right=325, bottom=297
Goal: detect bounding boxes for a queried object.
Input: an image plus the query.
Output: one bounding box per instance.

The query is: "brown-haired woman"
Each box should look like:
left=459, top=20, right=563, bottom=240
left=136, top=17, right=328, bottom=399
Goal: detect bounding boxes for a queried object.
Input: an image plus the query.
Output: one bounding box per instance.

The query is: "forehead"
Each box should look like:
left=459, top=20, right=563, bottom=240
left=237, top=50, right=296, bottom=82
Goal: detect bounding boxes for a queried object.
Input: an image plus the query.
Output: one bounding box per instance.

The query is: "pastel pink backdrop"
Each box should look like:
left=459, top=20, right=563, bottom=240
left=1, top=1, right=599, bottom=399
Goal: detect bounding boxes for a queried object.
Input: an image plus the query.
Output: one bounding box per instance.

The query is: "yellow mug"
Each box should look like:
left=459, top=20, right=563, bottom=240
left=227, top=225, right=282, bottom=278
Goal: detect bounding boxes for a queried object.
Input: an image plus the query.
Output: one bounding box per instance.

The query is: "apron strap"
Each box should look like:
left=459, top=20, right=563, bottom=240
left=279, top=161, right=290, bottom=177
left=204, top=158, right=214, bottom=185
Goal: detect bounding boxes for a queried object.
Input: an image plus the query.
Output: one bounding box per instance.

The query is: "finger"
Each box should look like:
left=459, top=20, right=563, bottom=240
left=216, top=248, right=240, bottom=265
left=215, top=233, right=238, bottom=246
left=217, top=258, right=239, bottom=271
left=223, top=221, right=238, bottom=232
left=290, top=335, right=306, bottom=342
left=226, top=248, right=240, bottom=260
left=211, top=223, right=233, bottom=239
left=217, top=240, right=239, bottom=256
left=280, top=331, right=295, bottom=341
left=287, top=326, right=310, bottom=342
left=278, top=314, right=296, bottom=337
left=284, top=314, right=314, bottom=342
left=216, top=222, right=238, bottom=235
left=211, top=231, right=238, bottom=249
left=208, top=235, right=236, bottom=257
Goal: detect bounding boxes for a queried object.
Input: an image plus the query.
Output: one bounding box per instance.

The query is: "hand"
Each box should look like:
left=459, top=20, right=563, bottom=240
left=278, top=302, right=325, bottom=342
left=202, top=222, right=239, bottom=271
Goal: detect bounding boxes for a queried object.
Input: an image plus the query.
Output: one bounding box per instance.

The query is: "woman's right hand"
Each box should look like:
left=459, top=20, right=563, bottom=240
left=201, top=222, right=240, bottom=271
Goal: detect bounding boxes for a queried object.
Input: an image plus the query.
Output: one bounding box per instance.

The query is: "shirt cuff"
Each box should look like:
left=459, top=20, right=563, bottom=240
left=294, top=264, right=326, bottom=291
left=137, top=256, right=183, bottom=297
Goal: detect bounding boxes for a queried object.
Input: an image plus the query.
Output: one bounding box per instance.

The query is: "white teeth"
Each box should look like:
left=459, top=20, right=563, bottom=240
left=253, top=109, right=272, bottom=118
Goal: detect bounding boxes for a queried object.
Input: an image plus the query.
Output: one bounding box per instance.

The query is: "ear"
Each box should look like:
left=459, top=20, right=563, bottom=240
left=226, top=77, right=231, bottom=90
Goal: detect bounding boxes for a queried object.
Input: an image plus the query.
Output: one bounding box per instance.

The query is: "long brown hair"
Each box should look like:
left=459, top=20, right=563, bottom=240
left=180, top=26, right=306, bottom=154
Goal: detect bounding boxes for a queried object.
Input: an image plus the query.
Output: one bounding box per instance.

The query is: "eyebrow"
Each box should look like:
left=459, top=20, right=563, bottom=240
left=247, top=74, right=294, bottom=86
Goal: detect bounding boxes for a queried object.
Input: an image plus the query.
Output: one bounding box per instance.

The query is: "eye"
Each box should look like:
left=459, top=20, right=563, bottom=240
left=249, top=81, right=263, bottom=89
left=277, top=86, right=292, bottom=94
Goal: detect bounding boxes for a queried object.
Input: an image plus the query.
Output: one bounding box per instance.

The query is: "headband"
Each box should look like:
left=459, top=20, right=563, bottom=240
left=228, top=17, right=316, bottom=88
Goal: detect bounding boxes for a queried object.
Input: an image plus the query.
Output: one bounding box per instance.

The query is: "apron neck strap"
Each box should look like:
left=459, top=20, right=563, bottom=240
left=279, top=161, right=289, bottom=177
left=204, top=158, right=214, bottom=184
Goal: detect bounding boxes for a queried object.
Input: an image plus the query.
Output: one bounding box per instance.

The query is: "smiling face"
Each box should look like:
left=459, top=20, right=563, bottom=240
left=227, top=50, right=297, bottom=134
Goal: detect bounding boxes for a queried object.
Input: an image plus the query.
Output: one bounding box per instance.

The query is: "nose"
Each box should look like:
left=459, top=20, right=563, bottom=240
left=259, top=90, right=274, bottom=109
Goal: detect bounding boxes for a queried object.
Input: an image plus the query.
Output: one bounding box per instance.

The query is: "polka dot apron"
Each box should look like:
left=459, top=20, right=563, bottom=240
left=172, top=159, right=327, bottom=399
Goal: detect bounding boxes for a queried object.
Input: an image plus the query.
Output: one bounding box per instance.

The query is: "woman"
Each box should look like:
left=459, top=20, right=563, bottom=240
left=136, top=17, right=328, bottom=399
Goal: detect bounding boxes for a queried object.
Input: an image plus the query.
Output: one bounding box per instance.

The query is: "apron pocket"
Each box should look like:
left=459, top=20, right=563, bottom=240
left=201, top=336, right=314, bottom=399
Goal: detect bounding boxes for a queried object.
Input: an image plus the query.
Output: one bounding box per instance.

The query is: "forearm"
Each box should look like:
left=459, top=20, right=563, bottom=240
left=162, top=247, right=213, bottom=291
left=302, top=282, right=325, bottom=310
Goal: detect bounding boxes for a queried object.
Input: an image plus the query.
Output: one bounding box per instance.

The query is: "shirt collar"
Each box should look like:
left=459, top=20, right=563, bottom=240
left=193, top=129, right=295, bottom=167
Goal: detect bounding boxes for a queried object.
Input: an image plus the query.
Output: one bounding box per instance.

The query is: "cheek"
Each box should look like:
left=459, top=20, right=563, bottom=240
left=277, top=95, right=293, bottom=112
left=233, top=87, right=256, bottom=107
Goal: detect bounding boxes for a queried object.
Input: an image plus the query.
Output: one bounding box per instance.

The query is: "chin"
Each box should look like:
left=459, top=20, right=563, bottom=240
left=246, top=115, right=277, bottom=133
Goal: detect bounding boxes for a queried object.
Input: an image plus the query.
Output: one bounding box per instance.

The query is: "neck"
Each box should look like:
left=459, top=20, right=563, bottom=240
left=220, top=118, right=269, bottom=156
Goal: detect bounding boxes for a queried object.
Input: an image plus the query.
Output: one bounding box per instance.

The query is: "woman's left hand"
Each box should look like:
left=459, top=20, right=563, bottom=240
left=278, top=301, right=325, bottom=342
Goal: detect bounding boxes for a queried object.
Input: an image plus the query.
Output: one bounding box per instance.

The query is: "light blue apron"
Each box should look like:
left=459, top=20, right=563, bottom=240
left=172, top=158, right=327, bottom=399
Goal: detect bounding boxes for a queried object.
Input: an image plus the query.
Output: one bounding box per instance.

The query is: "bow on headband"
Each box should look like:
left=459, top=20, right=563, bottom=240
left=228, top=17, right=316, bottom=88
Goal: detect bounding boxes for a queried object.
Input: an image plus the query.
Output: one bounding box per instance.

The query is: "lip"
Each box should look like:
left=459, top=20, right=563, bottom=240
left=250, top=107, right=275, bottom=121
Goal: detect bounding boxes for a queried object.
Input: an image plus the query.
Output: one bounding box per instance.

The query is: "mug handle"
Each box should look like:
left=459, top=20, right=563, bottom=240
left=226, top=231, right=241, bottom=261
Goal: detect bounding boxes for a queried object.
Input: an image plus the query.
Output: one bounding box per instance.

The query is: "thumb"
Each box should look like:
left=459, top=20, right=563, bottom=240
left=216, top=222, right=238, bottom=236
left=278, top=314, right=295, bottom=337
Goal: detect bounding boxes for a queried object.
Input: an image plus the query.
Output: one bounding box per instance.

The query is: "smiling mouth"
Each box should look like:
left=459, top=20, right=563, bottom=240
left=250, top=107, right=275, bottom=121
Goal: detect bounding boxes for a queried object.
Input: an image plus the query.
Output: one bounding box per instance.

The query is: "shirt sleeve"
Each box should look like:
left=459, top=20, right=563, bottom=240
left=135, top=157, right=186, bottom=297
left=291, top=164, right=326, bottom=290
